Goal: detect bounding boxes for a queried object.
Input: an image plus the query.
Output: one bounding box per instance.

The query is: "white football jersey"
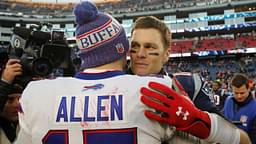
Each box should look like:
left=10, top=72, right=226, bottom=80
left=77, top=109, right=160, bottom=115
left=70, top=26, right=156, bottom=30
left=14, top=71, right=174, bottom=144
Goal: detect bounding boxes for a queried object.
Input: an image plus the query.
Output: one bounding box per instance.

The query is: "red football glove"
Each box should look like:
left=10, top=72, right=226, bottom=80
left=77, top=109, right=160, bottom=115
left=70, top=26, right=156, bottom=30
left=141, top=81, right=211, bottom=139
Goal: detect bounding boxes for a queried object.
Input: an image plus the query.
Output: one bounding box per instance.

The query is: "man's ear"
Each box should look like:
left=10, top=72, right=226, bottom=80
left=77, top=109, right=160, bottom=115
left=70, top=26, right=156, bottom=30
left=164, top=48, right=171, bottom=63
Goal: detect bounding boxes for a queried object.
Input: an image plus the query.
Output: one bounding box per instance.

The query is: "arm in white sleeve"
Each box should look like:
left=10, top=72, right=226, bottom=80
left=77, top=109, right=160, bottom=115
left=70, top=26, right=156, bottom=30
left=206, top=113, right=251, bottom=144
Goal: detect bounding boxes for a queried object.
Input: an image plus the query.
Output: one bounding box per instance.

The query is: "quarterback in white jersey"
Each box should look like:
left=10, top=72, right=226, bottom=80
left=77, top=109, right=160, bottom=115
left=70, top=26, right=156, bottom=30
left=15, top=71, right=174, bottom=144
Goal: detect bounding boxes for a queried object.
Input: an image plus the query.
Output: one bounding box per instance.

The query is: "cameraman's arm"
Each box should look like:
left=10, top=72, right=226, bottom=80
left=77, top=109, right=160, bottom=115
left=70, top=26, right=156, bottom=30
left=0, top=59, right=22, bottom=111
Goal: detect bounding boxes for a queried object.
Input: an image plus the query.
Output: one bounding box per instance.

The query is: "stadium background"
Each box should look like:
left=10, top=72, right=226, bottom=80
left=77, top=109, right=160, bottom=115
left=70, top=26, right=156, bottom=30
left=0, top=0, right=255, bottom=88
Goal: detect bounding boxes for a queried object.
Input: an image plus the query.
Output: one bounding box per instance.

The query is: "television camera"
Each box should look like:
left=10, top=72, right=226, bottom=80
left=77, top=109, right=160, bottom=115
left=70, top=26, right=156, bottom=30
left=5, top=23, right=74, bottom=87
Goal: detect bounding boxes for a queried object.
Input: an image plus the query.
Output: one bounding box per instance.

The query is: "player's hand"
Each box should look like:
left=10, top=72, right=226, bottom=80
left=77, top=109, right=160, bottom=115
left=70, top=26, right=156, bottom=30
left=140, top=81, right=211, bottom=139
left=1, top=59, right=22, bottom=83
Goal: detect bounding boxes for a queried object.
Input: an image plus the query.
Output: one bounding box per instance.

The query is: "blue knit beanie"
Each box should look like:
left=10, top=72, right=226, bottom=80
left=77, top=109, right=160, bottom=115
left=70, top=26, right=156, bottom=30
left=74, top=1, right=129, bottom=69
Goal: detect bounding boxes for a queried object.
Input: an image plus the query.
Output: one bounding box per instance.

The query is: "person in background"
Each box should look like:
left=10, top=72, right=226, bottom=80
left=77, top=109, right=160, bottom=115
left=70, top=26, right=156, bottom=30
left=224, top=73, right=256, bottom=143
left=0, top=59, right=22, bottom=112
left=0, top=58, right=23, bottom=144
left=211, top=79, right=230, bottom=113
left=128, top=16, right=251, bottom=144
left=0, top=84, right=22, bottom=144
left=248, top=79, right=256, bottom=98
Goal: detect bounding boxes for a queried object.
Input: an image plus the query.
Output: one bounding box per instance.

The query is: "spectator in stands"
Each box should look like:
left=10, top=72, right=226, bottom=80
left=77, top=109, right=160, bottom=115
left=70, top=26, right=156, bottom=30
left=211, top=79, right=230, bottom=113
left=224, top=73, right=256, bottom=143
left=127, top=16, right=251, bottom=144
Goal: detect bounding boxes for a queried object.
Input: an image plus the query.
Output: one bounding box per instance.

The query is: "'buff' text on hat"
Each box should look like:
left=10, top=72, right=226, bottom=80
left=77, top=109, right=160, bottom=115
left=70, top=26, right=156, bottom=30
left=77, top=18, right=121, bottom=50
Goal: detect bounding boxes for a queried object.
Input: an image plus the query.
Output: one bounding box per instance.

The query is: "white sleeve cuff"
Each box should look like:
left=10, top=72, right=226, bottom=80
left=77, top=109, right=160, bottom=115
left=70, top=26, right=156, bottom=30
left=206, top=113, right=240, bottom=144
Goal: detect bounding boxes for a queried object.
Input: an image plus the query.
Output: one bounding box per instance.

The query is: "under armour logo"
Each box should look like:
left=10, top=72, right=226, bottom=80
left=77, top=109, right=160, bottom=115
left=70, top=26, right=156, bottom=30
left=176, top=106, right=189, bottom=120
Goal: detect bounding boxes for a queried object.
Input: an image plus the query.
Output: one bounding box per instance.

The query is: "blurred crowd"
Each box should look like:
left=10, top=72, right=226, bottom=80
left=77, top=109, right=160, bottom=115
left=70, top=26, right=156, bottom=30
left=0, top=0, right=251, bottom=18
left=166, top=55, right=256, bottom=97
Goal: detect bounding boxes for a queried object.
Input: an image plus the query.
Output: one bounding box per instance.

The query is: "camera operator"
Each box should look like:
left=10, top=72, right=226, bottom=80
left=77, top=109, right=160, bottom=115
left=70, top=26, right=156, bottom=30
left=0, top=59, right=23, bottom=143
left=0, top=59, right=22, bottom=112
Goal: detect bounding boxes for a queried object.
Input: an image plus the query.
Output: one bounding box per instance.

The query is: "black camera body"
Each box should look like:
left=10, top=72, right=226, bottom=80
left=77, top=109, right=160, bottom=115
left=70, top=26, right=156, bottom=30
left=7, top=25, right=74, bottom=87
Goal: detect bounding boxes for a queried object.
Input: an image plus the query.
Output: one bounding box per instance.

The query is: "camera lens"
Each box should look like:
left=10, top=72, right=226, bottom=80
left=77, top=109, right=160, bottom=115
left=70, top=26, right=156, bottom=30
left=32, top=57, right=53, bottom=77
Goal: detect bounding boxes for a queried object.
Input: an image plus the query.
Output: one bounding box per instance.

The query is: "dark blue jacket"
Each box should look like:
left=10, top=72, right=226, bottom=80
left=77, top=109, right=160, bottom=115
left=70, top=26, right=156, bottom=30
left=224, top=95, right=256, bottom=143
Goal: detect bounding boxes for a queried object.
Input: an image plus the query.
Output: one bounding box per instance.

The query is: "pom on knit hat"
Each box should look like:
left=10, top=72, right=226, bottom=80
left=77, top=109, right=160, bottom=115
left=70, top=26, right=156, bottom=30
left=73, top=1, right=98, bottom=25
left=74, top=1, right=129, bottom=69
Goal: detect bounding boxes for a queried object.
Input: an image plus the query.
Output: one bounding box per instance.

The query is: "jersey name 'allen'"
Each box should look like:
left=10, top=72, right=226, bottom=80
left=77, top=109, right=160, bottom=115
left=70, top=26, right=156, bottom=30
left=55, top=95, right=123, bottom=122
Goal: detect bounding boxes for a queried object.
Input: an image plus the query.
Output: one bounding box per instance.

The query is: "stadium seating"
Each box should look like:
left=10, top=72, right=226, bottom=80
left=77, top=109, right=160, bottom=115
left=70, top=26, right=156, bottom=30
left=170, top=35, right=256, bottom=53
